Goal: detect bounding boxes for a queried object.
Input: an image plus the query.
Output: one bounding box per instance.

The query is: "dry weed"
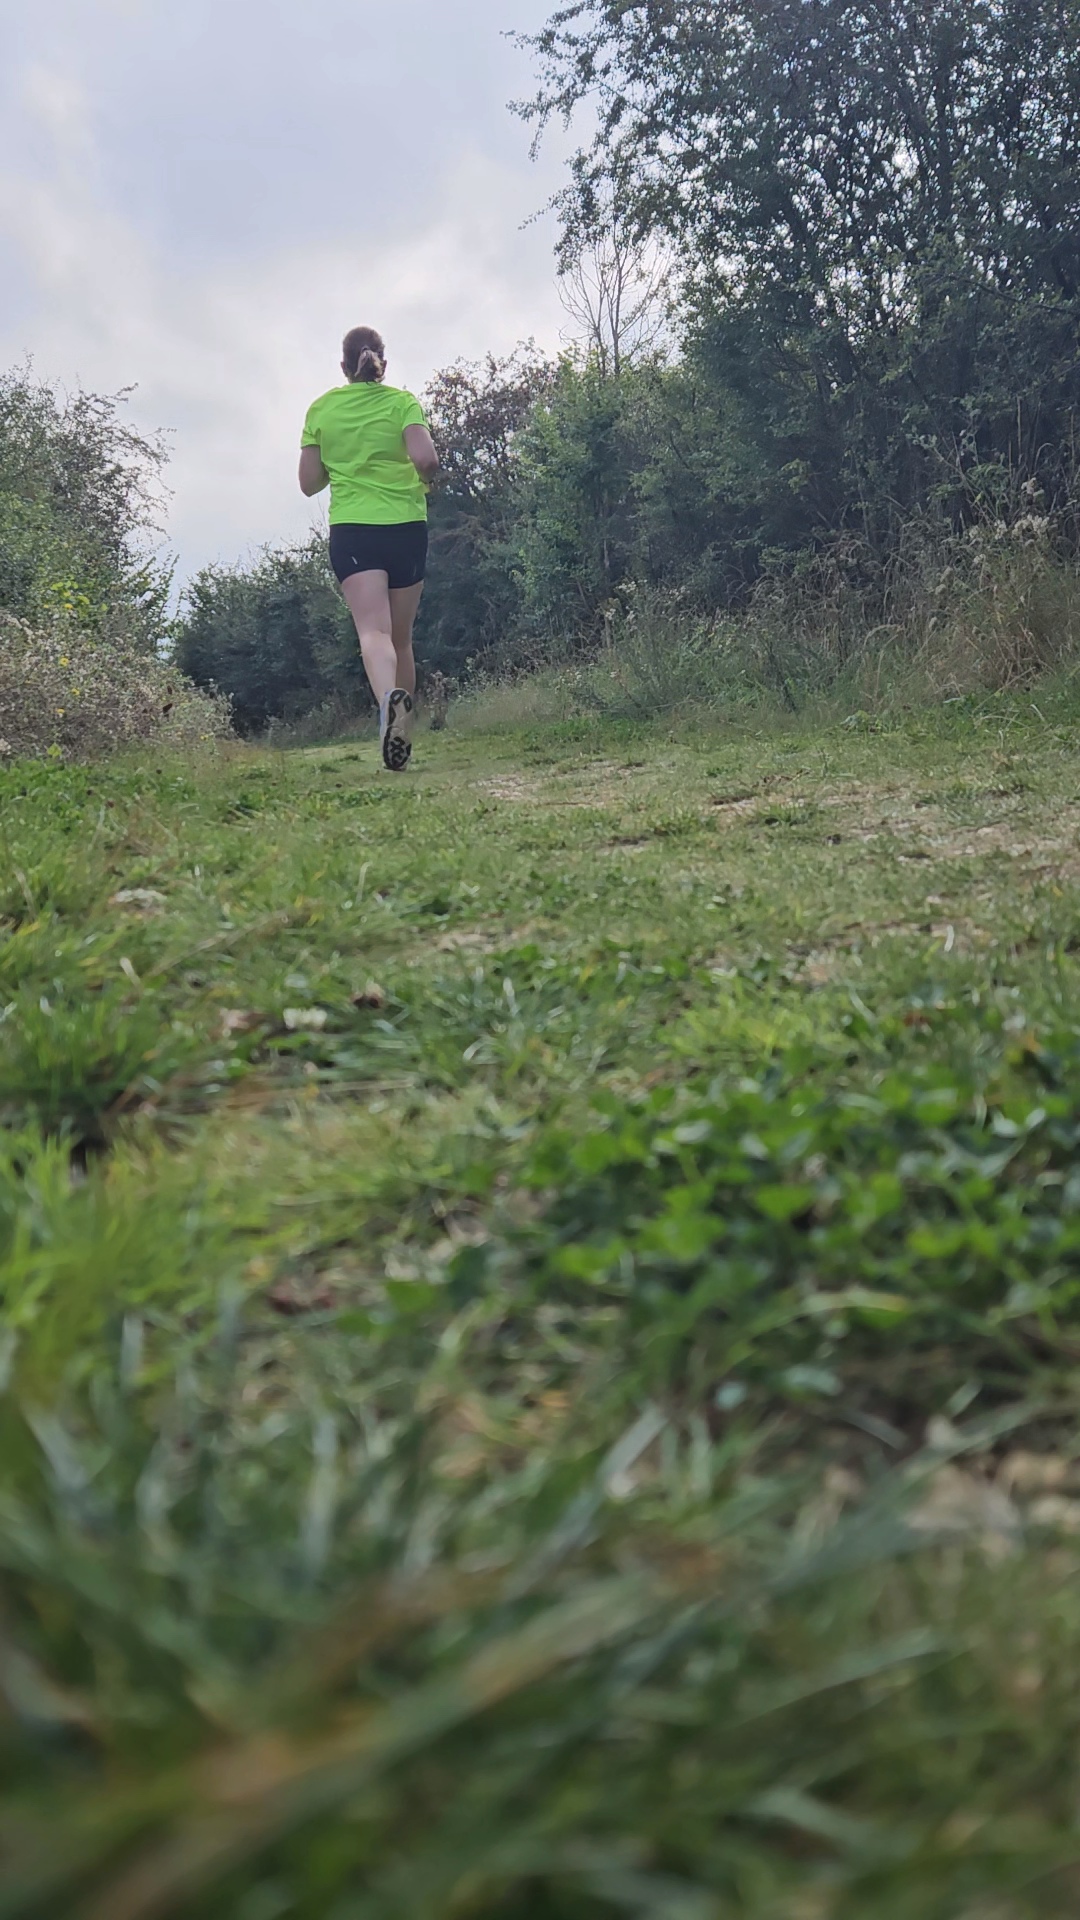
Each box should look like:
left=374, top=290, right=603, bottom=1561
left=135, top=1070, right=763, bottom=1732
left=0, top=611, right=232, bottom=759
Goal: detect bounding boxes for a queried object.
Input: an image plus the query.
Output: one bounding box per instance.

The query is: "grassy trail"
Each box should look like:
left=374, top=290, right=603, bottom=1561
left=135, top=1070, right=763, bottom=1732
left=4, top=699, right=1080, bottom=1915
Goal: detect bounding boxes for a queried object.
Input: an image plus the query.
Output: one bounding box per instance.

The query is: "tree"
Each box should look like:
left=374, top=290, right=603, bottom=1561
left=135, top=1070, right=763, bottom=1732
left=0, top=367, right=171, bottom=646
left=518, top=0, right=1080, bottom=544
left=419, top=347, right=555, bottom=672
left=557, top=210, right=670, bottom=379
left=176, top=540, right=362, bottom=733
left=521, top=1, right=1080, bottom=313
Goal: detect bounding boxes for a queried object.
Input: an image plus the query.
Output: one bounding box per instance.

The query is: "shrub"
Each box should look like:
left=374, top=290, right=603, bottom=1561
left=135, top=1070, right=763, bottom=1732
left=746, top=512, right=1080, bottom=708
left=577, top=510, right=1080, bottom=723
left=175, top=540, right=364, bottom=734
left=0, top=367, right=172, bottom=648
left=0, top=613, right=232, bottom=760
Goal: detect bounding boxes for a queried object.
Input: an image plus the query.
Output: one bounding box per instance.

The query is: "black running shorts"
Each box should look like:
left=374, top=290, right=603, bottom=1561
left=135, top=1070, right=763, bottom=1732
left=329, top=522, right=428, bottom=591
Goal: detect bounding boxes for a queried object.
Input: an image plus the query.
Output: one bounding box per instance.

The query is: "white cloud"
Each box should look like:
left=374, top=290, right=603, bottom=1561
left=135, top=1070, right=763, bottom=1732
left=0, top=16, right=569, bottom=585
left=19, top=64, right=91, bottom=149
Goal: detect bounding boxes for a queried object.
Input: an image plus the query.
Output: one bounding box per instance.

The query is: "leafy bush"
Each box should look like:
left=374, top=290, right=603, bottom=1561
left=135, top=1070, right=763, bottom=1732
left=422, top=347, right=556, bottom=676
left=0, top=368, right=171, bottom=648
left=175, top=539, right=365, bottom=735
left=0, top=612, right=231, bottom=760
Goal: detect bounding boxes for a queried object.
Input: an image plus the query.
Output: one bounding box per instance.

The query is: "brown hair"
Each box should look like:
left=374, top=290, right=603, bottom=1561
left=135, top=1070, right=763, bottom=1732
left=342, top=325, right=386, bottom=383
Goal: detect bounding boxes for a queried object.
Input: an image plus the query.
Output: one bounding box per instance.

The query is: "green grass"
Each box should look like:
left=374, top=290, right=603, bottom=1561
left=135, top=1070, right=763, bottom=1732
left=5, top=694, right=1080, bottom=1915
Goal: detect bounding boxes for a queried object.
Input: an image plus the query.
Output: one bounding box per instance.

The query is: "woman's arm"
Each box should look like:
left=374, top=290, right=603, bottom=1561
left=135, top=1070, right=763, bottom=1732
left=404, top=424, right=440, bottom=486
left=298, top=446, right=330, bottom=497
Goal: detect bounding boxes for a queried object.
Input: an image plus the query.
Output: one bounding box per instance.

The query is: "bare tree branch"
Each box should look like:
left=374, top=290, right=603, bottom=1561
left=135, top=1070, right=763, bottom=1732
left=558, top=215, right=672, bottom=377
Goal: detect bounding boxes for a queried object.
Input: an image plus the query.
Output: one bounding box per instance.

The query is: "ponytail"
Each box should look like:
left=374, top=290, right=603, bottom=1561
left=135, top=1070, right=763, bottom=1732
left=342, top=325, right=387, bottom=383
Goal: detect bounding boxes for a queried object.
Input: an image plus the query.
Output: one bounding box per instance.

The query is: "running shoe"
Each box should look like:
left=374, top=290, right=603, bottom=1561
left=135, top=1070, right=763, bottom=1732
left=380, top=689, right=414, bottom=772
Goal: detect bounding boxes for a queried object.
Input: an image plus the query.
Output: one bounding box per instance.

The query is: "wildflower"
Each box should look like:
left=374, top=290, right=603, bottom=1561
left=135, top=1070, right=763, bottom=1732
left=1014, top=514, right=1050, bottom=540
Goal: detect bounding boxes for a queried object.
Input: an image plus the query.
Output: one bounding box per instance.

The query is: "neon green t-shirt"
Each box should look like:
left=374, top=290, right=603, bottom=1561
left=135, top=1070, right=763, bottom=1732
left=301, top=382, right=429, bottom=526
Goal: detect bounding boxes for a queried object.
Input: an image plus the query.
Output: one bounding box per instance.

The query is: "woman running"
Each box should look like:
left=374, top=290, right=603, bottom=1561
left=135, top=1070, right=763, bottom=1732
left=299, top=326, right=439, bottom=771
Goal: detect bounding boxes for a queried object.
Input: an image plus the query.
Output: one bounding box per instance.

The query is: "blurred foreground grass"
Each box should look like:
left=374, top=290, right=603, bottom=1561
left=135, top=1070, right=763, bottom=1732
left=5, top=694, right=1080, bottom=1914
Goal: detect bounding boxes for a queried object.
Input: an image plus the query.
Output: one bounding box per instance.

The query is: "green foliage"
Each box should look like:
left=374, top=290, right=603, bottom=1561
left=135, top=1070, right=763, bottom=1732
left=5, top=1343, right=1080, bottom=1920
left=7, top=698, right=1080, bottom=1911
left=517, top=0, right=1080, bottom=579
left=422, top=347, right=555, bottom=673
left=505, top=1042, right=1080, bottom=1418
left=0, top=610, right=232, bottom=762
left=0, top=368, right=171, bottom=648
left=175, top=539, right=364, bottom=734
left=0, top=366, right=222, bottom=761
left=515, top=356, right=635, bottom=641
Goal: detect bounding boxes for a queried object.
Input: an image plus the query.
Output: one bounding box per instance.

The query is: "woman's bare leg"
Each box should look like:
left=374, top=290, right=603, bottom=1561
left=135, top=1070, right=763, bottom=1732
left=341, top=570, right=398, bottom=703
left=389, top=581, right=424, bottom=697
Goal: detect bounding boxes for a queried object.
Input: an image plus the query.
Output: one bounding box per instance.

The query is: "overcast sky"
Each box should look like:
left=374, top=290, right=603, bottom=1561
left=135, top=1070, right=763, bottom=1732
left=0, top=0, right=569, bottom=584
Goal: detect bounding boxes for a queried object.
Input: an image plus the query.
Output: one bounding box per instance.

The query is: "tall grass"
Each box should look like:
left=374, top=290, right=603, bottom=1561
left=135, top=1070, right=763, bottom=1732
left=749, top=509, right=1080, bottom=711
left=3, top=1325, right=1080, bottom=1920
left=473, top=501, right=1080, bottom=730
